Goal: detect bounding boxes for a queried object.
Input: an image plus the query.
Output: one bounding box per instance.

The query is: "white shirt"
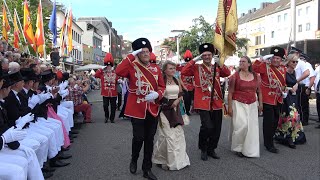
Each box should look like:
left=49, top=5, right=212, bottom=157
left=314, top=67, right=320, bottom=93
left=301, top=61, right=315, bottom=87
left=294, top=59, right=309, bottom=84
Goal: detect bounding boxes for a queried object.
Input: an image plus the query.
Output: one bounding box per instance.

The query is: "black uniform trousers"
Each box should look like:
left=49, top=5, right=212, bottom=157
left=131, top=112, right=158, bottom=171
left=316, top=93, right=320, bottom=122
left=117, top=93, right=122, bottom=110
left=297, top=85, right=309, bottom=124
left=103, top=96, right=117, bottom=121
left=263, top=103, right=281, bottom=149
left=198, top=109, right=223, bottom=153
left=183, top=90, right=194, bottom=114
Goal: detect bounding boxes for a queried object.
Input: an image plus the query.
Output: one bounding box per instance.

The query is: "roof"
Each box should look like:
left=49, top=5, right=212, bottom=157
left=239, top=0, right=312, bottom=25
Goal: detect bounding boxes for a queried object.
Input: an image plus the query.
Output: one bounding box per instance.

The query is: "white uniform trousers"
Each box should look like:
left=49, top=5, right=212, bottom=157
left=0, top=162, right=26, bottom=180
left=24, top=129, right=49, bottom=167
left=57, top=106, right=71, bottom=133
left=38, top=117, right=64, bottom=150
left=1, top=145, right=44, bottom=180
left=60, top=101, right=74, bottom=128
left=0, top=154, right=28, bottom=179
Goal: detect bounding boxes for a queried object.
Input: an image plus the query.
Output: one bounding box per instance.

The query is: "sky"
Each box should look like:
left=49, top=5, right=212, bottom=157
left=57, top=0, right=278, bottom=43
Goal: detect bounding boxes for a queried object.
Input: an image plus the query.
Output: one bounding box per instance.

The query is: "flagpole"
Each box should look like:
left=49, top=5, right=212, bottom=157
left=40, top=0, right=46, bottom=61
left=2, top=0, right=13, bottom=24
left=14, top=8, right=30, bottom=54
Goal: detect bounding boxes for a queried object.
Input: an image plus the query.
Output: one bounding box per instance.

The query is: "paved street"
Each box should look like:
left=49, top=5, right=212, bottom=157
left=52, top=90, right=320, bottom=180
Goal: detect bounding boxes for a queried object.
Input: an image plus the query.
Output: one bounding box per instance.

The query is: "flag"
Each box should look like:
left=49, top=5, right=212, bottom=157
left=59, top=11, right=68, bottom=55
left=67, top=8, right=73, bottom=53
left=48, top=0, right=57, bottom=46
left=213, top=0, right=238, bottom=65
left=2, top=6, right=11, bottom=42
left=13, top=11, right=20, bottom=49
left=35, top=0, right=45, bottom=55
left=23, top=0, right=36, bottom=51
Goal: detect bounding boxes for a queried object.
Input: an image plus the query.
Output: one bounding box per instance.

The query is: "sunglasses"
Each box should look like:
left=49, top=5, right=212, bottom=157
left=292, top=61, right=298, bottom=64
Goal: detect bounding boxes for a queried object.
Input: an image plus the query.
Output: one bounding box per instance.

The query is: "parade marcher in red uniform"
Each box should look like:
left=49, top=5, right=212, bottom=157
left=252, top=47, right=287, bottom=154
left=177, top=50, right=194, bottom=115
left=149, top=52, right=157, bottom=64
left=116, top=38, right=165, bottom=180
left=181, top=43, right=230, bottom=161
left=95, top=53, right=119, bottom=123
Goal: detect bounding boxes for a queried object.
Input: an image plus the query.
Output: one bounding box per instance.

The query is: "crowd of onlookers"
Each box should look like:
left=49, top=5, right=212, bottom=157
left=0, top=39, right=94, bottom=179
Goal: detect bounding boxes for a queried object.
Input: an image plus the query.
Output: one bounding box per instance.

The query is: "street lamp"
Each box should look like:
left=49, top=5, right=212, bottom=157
left=171, top=30, right=185, bottom=62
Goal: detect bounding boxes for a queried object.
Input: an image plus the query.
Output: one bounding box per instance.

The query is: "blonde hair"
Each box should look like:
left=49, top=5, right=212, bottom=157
left=284, top=54, right=299, bottom=66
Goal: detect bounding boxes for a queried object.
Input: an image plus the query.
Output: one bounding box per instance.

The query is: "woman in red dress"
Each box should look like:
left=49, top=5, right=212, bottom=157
left=228, top=56, right=262, bottom=158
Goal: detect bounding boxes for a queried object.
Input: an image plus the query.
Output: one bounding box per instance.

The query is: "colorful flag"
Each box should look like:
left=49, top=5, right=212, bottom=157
left=59, top=11, right=68, bottom=55
left=35, top=0, right=45, bottom=55
left=13, top=11, right=20, bottom=49
left=213, top=0, right=238, bottom=65
left=67, top=8, right=73, bottom=53
left=23, top=0, right=36, bottom=51
left=2, top=6, right=11, bottom=42
left=48, top=0, right=57, bottom=46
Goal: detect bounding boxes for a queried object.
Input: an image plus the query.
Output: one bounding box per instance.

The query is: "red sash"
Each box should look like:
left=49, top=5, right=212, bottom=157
left=201, top=64, right=223, bottom=100
left=133, top=61, right=158, bottom=91
left=270, top=65, right=286, bottom=87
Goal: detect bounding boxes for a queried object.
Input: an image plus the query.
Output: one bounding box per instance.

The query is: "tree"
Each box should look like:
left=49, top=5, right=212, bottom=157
left=2, top=0, right=63, bottom=56
left=161, top=38, right=176, bottom=52
left=236, top=37, right=250, bottom=57
left=179, top=16, right=214, bottom=56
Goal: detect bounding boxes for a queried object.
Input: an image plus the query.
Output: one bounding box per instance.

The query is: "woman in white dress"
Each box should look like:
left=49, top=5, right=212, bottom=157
left=152, top=61, right=190, bottom=170
left=228, top=56, right=262, bottom=158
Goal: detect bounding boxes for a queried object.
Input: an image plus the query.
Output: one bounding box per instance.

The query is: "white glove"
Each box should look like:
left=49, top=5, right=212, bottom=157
left=18, top=144, right=34, bottom=158
left=74, top=84, right=79, bottom=89
left=38, top=92, right=52, bottom=104
left=117, top=79, right=123, bottom=84
left=2, top=127, right=27, bottom=143
left=282, top=92, right=288, bottom=98
left=145, top=91, right=159, bottom=102
left=16, top=113, right=35, bottom=129
left=193, top=54, right=202, bottom=62
left=131, top=48, right=143, bottom=56
left=262, top=54, right=274, bottom=61
left=28, top=95, right=40, bottom=109
left=60, top=89, right=69, bottom=98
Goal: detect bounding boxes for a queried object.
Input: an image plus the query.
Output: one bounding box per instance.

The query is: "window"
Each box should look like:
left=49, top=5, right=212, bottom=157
left=284, top=13, right=288, bottom=21
left=271, top=31, right=275, bottom=38
left=255, top=36, right=262, bottom=45
left=298, top=24, right=302, bottom=32
left=298, top=9, right=302, bottom=16
left=306, top=23, right=310, bottom=31
left=277, top=15, right=281, bottom=22
left=306, top=6, right=310, bottom=15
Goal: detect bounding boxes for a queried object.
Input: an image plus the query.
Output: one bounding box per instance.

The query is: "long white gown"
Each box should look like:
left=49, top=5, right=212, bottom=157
left=152, top=85, right=190, bottom=170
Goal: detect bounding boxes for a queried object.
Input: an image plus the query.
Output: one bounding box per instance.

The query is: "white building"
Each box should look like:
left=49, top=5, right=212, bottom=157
left=238, top=0, right=320, bottom=58
left=56, top=10, right=84, bottom=64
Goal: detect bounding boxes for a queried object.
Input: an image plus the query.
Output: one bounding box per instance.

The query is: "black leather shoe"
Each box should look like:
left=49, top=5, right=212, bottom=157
left=236, top=152, right=245, bottom=158
left=61, top=147, right=70, bottom=152
left=302, top=122, right=309, bottom=126
left=70, top=139, right=74, bottom=143
left=316, top=125, right=320, bottom=129
left=105, top=118, right=108, bottom=123
left=208, top=151, right=220, bottom=159
left=201, top=150, right=208, bottom=161
left=50, top=160, right=70, bottom=167
left=129, top=160, right=137, bottom=174
left=70, top=130, right=79, bottom=134
left=288, top=140, right=296, bottom=149
left=143, top=170, right=157, bottom=180
left=111, top=120, right=115, bottom=123
left=42, top=166, right=56, bottom=173
left=266, top=147, right=279, bottom=153
left=43, top=171, right=53, bottom=179
left=58, top=153, right=72, bottom=160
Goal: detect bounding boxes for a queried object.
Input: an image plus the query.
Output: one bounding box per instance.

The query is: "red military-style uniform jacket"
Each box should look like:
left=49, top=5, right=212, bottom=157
left=115, top=54, right=165, bottom=119
left=252, top=60, right=286, bottom=105
left=181, top=60, right=230, bottom=110
left=95, top=69, right=118, bottom=97
left=177, top=64, right=194, bottom=91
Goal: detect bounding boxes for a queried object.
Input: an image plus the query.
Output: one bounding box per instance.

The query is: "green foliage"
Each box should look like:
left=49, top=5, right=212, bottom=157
left=162, top=38, right=176, bottom=52
left=2, top=0, right=63, bottom=56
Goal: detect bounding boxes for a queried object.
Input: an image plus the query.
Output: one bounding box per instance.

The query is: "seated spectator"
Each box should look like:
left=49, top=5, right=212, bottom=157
left=65, top=78, right=92, bottom=123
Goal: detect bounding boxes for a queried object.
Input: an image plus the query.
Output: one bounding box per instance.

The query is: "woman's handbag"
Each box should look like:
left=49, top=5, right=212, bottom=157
left=179, top=99, right=190, bottom=125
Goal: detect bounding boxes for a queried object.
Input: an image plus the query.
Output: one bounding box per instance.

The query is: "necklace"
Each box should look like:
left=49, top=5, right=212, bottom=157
left=167, top=78, right=173, bottom=85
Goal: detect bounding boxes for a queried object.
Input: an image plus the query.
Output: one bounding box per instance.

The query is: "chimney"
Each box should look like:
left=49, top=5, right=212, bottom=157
left=253, top=8, right=257, bottom=12
left=248, top=9, right=252, bottom=14
left=241, top=13, right=245, bottom=17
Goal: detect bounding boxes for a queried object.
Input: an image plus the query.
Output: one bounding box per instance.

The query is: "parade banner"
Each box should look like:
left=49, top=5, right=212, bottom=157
left=35, top=0, right=45, bottom=55
left=213, top=0, right=238, bottom=65
left=2, top=6, right=10, bottom=42
left=13, top=11, right=20, bottom=49
left=49, top=0, right=57, bottom=46
left=67, top=8, right=73, bottom=53
left=23, top=0, right=36, bottom=51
